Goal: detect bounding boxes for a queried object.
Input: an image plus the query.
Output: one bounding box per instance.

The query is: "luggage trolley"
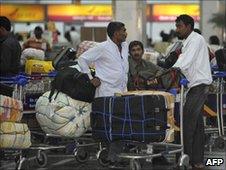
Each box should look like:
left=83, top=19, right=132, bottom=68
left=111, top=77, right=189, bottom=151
left=91, top=78, right=190, bottom=170
left=0, top=74, right=60, bottom=169
left=27, top=46, right=100, bottom=167
left=205, top=71, right=226, bottom=150
left=113, top=78, right=190, bottom=170
left=0, top=74, right=30, bottom=170
left=25, top=73, right=99, bottom=168
left=20, top=72, right=69, bottom=168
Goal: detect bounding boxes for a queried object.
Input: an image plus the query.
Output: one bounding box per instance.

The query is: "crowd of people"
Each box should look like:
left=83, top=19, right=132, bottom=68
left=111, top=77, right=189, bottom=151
left=0, top=14, right=225, bottom=170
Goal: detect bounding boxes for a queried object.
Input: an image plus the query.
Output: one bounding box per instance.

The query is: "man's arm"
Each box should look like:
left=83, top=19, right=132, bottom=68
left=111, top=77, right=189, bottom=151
left=78, top=45, right=102, bottom=79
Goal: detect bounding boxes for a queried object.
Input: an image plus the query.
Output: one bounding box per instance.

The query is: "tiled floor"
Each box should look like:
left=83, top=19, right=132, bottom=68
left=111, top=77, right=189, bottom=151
left=1, top=145, right=225, bottom=170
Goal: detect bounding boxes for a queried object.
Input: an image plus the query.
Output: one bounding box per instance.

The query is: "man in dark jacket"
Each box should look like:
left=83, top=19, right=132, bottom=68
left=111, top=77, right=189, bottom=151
left=0, top=16, right=21, bottom=75
left=128, top=40, right=174, bottom=90
left=128, top=40, right=161, bottom=90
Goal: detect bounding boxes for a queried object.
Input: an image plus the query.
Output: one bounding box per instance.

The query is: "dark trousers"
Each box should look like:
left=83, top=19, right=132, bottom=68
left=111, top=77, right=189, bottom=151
left=183, top=84, right=209, bottom=165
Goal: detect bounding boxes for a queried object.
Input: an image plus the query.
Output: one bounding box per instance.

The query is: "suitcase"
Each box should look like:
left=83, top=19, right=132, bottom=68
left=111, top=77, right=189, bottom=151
left=0, top=95, right=23, bottom=122
left=0, top=122, right=31, bottom=148
left=25, top=59, right=54, bottom=75
left=91, top=90, right=175, bottom=143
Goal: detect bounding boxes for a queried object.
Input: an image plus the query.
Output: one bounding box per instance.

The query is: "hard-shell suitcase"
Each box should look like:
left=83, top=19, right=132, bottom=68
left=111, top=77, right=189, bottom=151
left=91, top=90, right=175, bottom=143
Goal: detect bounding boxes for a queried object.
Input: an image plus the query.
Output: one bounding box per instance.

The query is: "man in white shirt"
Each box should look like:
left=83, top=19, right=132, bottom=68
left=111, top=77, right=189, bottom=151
left=173, top=14, right=212, bottom=169
left=78, top=22, right=128, bottom=167
left=78, top=22, right=128, bottom=98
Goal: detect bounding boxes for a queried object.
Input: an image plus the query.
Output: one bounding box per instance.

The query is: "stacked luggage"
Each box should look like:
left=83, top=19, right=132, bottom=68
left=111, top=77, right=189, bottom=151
left=91, top=90, right=176, bottom=143
left=0, top=94, right=31, bottom=149
left=34, top=41, right=97, bottom=138
left=21, top=58, right=56, bottom=132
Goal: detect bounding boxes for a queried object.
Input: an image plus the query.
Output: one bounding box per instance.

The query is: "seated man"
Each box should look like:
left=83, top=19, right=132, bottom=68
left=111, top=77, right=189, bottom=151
left=128, top=40, right=165, bottom=90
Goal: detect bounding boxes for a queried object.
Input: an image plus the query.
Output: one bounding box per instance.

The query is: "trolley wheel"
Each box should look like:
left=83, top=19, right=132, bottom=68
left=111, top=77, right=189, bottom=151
left=97, top=148, right=110, bottom=167
left=178, top=165, right=187, bottom=170
left=35, top=151, right=48, bottom=168
left=74, top=147, right=89, bottom=163
left=15, top=155, right=20, bottom=165
left=178, top=154, right=189, bottom=169
left=15, top=157, right=29, bottom=170
left=214, top=136, right=225, bottom=149
left=15, top=156, right=20, bottom=170
left=129, top=159, right=141, bottom=170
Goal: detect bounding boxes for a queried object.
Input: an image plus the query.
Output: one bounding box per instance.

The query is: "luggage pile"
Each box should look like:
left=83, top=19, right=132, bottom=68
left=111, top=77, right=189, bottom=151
left=0, top=94, right=31, bottom=148
left=91, top=90, right=177, bottom=143
left=35, top=41, right=98, bottom=138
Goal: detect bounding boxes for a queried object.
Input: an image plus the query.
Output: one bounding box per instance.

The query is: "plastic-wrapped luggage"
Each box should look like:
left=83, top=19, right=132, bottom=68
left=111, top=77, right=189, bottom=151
left=0, top=94, right=23, bottom=122
left=21, top=48, right=45, bottom=65
left=35, top=91, right=91, bottom=137
left=91, top=90, right=175, bottom=143
left=25, top=59, right=54, bottom=74
left=0, top=122, right=31, bottom=148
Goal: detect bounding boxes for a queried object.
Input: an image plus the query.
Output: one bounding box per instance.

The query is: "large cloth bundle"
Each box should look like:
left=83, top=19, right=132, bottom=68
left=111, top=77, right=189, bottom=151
left=76, top=41, right=98, bottom=58
left=0, top=95, right=23, bottom=122
left=91, top=90, right=176, bottom=143
left=0, top=122, right=31, bottom=148
left=36, top=91, right=91, bottom=137
left=21, top=48, right=45, bottom=65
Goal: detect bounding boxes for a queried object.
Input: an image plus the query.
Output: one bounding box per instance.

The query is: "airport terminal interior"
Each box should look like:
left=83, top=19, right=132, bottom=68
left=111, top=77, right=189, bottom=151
left=0, top=0, right=226, bottom=170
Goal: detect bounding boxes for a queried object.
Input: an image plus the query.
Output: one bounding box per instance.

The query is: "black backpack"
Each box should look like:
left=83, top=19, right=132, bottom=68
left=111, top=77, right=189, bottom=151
left=49, top=63, right=96, bottom=103
left=157, top=41, right=183, bottom=69
left=52, top=47, right=77, bottom=70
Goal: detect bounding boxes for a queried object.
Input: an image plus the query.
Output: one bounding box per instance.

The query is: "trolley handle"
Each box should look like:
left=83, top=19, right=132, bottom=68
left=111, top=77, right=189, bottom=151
left=0, top=74, right=28, bottom=86
left=168, top=79, right=189, bottom=97
left=211, top=65, right=219, bottom=71
left=26, top=71, right=57, bottom=80
left=212, top=71, right=226, bottom=78
left=180, top=78, right=189, bottom=86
